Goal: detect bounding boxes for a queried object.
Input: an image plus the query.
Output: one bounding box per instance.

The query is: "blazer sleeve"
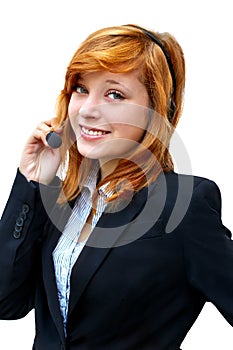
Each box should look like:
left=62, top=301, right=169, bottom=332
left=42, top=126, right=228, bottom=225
left=0, top=169, right=61, bottom=319
left=183, top=178, right=233, bottom=325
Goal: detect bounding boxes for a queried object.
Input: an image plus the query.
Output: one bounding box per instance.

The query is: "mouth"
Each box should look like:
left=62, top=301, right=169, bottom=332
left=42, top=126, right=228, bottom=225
left=80, top=125, right=110, bottom=136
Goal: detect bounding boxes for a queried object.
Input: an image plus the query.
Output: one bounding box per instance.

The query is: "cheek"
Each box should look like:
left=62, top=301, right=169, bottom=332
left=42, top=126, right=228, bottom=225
left=68, top=93, right=82, bottom=118
left=118, top=105, right=149, bottom=130
left=68, top=107, right=75, bottom=129
left=68, top=97, right=80, bottom=131
left=116, top=124, right=146, bottom=143
left=120, top=114, right=148, bottom=142
left=68, top=101, right=76, bottom=119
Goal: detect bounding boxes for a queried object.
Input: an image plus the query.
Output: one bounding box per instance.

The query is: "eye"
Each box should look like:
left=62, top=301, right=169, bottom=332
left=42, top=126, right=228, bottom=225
left=106, top=90, right=124, bottom=100
left=74, top=84, right=88, bottom=94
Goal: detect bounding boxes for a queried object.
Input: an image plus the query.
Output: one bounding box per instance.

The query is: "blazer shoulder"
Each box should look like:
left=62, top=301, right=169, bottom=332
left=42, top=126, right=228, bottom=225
left=164, top=170, right=221, bottom=197
left=156, top=171, right=222, bottom=232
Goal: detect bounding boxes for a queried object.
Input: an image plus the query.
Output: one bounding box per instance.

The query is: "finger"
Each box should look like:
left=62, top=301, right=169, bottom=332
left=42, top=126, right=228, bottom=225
left=44, top=121, right=66, bottom=148
left=35, top=121, right=57, bottom=146
left=28, top=120, right=65, bottom=149
left=24, top=125, right=50, bottom=150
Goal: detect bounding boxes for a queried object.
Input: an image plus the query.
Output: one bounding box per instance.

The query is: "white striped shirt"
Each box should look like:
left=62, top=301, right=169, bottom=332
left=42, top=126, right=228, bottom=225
left=53, top=163, right=108, bottom=333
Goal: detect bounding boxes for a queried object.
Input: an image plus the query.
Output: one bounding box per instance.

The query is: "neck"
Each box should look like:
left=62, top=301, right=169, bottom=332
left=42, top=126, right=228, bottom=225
left=99, top=159, right=119, bottom=181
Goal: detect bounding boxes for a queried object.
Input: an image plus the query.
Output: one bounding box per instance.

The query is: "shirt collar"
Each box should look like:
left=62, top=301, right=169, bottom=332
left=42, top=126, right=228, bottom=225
left=82, top=160, right=112, bottom=200
left=83, top=160, right=99, bottom=196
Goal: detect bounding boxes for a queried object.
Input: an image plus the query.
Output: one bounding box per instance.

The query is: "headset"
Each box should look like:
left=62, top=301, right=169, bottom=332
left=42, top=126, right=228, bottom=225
left=124, top=24, right=176, bottom=123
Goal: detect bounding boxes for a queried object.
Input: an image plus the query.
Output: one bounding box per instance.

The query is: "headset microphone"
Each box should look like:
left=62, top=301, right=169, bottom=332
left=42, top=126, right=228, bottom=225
left=46, top=131, right=62, bottom=149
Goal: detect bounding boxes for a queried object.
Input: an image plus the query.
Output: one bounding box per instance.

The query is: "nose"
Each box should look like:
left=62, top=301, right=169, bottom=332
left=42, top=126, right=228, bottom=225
left=79, top=97, right=102, bottom=119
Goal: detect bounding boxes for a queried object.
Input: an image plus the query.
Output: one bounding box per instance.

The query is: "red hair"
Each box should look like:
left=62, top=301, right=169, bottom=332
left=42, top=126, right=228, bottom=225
left=54, top=25, right=185, bottom=204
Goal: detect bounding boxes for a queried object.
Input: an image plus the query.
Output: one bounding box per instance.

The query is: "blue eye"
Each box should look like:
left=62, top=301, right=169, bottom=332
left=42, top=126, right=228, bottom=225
left=107, top=90, right=124, bottom=100
left=75, top=85, right=88, bottom=94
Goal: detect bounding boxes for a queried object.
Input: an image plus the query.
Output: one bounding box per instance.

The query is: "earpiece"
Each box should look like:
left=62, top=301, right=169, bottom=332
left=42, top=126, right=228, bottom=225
left=46, top=131, right=62, bottom=149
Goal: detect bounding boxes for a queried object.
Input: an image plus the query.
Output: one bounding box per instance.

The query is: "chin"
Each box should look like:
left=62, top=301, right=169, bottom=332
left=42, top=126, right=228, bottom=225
left=77, top=146, right=101, bottom=160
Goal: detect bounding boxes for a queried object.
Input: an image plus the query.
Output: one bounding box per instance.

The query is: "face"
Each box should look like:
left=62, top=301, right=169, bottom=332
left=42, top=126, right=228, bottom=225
left=68, top=70, right=150, bottom=165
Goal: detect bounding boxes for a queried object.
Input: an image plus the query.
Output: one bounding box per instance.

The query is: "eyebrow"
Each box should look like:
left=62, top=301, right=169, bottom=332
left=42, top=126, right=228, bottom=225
left=105, top=79, right=130, bottom=92
left=106, top=79, right=121, bottom=84
left=77, top=76, right=131, bottom=93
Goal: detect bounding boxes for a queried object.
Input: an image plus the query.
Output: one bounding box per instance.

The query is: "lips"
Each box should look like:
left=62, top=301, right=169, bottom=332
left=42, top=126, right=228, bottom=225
left=81, top=125, right=110, bottom=136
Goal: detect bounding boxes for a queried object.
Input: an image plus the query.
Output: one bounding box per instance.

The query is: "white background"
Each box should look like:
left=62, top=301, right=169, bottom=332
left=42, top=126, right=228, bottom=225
left=0, top=0, right=232, bottom=349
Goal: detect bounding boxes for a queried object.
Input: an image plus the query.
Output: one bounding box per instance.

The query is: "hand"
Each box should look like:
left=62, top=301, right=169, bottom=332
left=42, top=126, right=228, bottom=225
left=19, top=120, right=63, bottom=185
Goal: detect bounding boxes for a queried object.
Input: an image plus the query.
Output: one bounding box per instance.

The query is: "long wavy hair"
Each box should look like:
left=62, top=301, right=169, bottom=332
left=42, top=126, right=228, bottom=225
left=54, top=24, right=185, bottom=204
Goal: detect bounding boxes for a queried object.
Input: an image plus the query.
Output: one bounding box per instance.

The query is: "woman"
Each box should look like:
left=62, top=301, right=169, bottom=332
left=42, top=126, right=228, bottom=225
left=0, top=24, right=232, bottom=350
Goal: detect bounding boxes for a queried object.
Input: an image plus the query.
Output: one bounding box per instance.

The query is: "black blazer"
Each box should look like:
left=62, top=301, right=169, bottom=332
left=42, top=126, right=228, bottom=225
left=0, top=169, right=232, bottom=350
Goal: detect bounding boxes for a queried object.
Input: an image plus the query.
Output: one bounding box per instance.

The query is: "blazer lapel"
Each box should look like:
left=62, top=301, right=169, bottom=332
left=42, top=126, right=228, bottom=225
left=68, top=186, right=150, bottom=317
left=41, top=202, right=72, bottom=344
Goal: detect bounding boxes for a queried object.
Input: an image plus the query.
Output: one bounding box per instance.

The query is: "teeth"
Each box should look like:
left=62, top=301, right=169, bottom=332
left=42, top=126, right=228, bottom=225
left=82, top=126, right=107, bottom=136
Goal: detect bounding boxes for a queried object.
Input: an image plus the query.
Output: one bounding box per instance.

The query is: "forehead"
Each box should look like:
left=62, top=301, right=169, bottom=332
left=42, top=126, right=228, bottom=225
left=78, top=69, right=143, bottom=85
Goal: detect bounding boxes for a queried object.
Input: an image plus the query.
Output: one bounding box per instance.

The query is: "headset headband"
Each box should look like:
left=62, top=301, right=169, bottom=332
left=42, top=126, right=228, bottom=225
left=124, top=24, right=176, bottom=122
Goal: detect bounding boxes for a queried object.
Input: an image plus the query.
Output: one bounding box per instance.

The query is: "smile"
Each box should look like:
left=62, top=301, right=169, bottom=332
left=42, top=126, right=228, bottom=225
left=81, top=126, right=110, bottom=136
